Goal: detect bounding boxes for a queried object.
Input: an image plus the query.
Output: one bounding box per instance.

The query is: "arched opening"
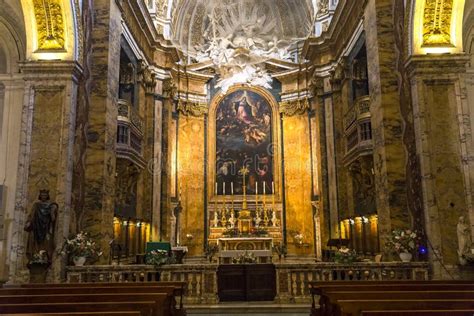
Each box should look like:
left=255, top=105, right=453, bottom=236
left=0, top=0, right=27, bottom=282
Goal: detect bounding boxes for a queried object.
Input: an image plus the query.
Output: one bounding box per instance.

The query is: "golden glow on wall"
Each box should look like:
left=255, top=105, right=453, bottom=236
left=33, top=0, right=66, bottom=51
left=413, top=0, right=466, bottom=54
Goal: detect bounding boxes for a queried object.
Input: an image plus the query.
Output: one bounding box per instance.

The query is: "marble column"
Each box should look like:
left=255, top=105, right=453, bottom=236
left=364, top=0, right=409, bottom=246
left=80, top=0, right=122, bottom=262
left=406, top=54, right=472, bottom=278
left=8, top=61, right=82, bottom=283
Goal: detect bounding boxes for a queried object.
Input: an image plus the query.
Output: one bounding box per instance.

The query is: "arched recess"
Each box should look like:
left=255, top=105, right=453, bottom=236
left=20, top=0, right=80, bottom=61
left=0, top=0, right=27, bottom=282
left=411, top=0, right=466, bottom=55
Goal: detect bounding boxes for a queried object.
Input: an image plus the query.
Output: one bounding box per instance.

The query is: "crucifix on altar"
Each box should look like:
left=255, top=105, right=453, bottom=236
left=237, top=166, right=252, bottom=235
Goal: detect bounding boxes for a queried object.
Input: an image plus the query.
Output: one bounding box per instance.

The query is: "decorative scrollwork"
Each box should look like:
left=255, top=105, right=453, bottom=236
left=33, top=0, right=66, bottom=51
left=177, top=99, right=208, bottom=117
left=423, top=0, right=453, bottom=46
left=279, top=98, right=310, bottom=117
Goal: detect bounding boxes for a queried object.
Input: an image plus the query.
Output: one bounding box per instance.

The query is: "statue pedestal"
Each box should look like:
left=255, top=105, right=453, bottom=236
left=27, top=263, right=49, bottom=283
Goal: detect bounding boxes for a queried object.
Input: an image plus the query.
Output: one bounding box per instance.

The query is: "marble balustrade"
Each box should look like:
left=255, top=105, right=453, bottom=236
left=66, top=261, right=429, bottom=304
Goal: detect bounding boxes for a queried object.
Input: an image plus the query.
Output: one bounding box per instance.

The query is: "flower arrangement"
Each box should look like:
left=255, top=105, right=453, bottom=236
left=145, top=249, right=174, bottom=267
left=205, top=244, right=219, bottom=262
left=251, top=227, right=268, bottom=237
left=222, top=227, right=239, bottom=237
left=273, top=244, right=287, bottom=259
left=333, top=247, right=358, bottom=263
left=62, top=231, right=102, bottom=260
left=232, top=251, right=257, bottom=264
left=29, top=250, right=50, bottom=266
left=385, top=229, right=420, bottom=254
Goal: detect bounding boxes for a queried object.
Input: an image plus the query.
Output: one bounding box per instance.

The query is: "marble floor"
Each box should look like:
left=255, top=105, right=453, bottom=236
left=187, top=302, right=310, bottom=316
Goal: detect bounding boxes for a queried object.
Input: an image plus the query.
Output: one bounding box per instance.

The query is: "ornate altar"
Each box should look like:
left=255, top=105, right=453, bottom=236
left=218, top=237, right=273, bottom=263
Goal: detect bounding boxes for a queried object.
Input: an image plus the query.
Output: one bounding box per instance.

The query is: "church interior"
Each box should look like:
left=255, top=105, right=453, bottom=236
left=0, top=0, right=474, bottom=315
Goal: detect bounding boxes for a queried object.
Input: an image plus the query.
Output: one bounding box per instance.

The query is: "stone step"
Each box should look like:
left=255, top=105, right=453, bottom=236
left=187, top=302, right=310, bottom=315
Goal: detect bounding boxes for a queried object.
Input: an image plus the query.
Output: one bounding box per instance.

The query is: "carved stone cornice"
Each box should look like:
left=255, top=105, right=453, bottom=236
left=279, top=98, right=311, bottom=117
left=176, top=100, right=208, bottom=117
left=405, top=54, right=469, bottom=79
left=19, top=61, right=84, bottom=83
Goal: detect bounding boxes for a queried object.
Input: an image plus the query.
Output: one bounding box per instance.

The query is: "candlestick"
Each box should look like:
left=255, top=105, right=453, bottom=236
left=263, top=181, right=266, bottom=209
left=255, top=181, right=258, bottom=211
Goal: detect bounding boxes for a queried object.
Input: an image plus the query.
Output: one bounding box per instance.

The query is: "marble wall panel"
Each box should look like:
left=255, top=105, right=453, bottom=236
left=177, top=115, right=205, bottom=256
left=283, top=114, right=315, bottom=256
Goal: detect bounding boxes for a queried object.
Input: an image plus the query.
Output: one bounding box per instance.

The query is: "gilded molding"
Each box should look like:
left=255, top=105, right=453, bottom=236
left=177, top=100, right=208, bottom=117
left=423, top=0, right=454, bottom=46
left=33, top=0, right=66, bottom=51
left=279, top=98, right=310, bottom=117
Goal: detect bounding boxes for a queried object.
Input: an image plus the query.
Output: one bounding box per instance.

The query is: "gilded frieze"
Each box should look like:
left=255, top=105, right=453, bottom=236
left=423, top=0, right=453, bottom=46
left=279, top=98, right=310, bottom=117
left=177, top=99, right=208, bottom=117
left=33, top=0, right=66, bottom=51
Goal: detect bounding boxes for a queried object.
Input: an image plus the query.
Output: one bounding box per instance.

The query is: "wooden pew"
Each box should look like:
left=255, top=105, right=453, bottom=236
left=338, top=299, right=474, bottom=316
left=2, top=313, right=142, bottom=316
left=310, top=281, right=474, bottom=316
left=361, top=311, right=474, bottom=316
left=0, top=288, right=176, bottom=316
left=0, top=301, right=156, bottom=316
left=13, top=281, right=186, bottom=311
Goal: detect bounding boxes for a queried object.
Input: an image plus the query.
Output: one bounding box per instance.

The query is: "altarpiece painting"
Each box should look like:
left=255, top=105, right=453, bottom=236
left=215, top=89, right=274, bottom=195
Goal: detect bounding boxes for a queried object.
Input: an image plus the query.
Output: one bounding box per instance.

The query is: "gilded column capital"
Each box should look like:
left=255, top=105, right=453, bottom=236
left=422, top=0, right=454, bottom=47
left=176, top=99, right=208, bottom=117
left=279, top=98, right=311, bottom=117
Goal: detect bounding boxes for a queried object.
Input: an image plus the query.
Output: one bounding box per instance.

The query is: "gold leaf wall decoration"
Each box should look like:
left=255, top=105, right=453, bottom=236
left=422, top=0, right=454, bottom=46
left=33, top=0, right=66, bottom=51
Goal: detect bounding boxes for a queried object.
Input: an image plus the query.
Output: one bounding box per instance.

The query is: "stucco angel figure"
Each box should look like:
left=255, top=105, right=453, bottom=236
left=457, top=215, right=472, bottom=265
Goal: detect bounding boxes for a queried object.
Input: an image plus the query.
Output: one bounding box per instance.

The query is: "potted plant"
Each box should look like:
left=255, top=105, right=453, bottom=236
left=273, top=244, right=287, bottom=262
left=334, top=247, right=358, bottom=264
left=205, top=244, right=219, bottom=263
left=145, top=249, right=175, bottom=267
left=385, top=229, right=420, bottom=262
left=62, top=231, right=102, bottom=266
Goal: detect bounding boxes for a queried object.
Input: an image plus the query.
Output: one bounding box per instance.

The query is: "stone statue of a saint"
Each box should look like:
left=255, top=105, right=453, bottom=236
left=24, top=190, right=58, bottom=264
left=457, top=215, right=472, bottom=265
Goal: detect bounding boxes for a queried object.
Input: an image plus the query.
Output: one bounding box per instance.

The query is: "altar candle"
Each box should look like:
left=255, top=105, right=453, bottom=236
left=272, top=181, right=274, bottom=194
left=263, top=181, right=266, bottom=208
left=263, top=181, right=266, bottom=195
left=215, top=182, right=218, bottom=195
left=255, top=181, right=258, bottom=195
left=223, top=182, right=226, bottom=195
left=231, top=182, right=234, bottom=195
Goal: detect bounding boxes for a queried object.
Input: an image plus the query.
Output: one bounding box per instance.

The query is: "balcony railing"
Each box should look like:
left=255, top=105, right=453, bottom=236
left=344, top=96, right=373, bottom=164
left=117, top=99, right=145, bottom=168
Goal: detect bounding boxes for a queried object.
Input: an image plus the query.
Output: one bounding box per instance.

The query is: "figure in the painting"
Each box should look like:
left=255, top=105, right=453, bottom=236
left=24, top=190, right=58, bottom=263
left=235, top=95, right=254, bottom=124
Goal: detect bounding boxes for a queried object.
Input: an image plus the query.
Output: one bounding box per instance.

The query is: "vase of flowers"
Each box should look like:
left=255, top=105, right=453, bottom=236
left=62, top=231, right=102, bottom=266
left=385, top=229, right=420, bottom=262
left=27, top=250, right=50, bottom=283
left=145, top=249, right=174, bottom=267
left=334, top=247, right=358, bottom=264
